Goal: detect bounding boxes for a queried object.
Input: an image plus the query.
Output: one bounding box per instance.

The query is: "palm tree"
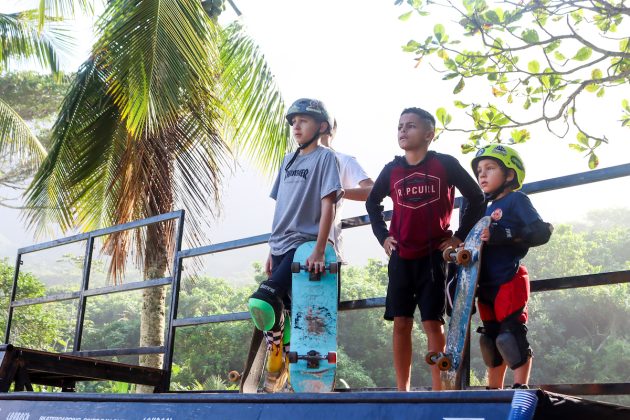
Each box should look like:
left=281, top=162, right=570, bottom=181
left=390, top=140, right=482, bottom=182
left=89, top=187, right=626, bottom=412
left=24, top=0, right=290, bottom=391
left=0, top=8, right=71, bottom=186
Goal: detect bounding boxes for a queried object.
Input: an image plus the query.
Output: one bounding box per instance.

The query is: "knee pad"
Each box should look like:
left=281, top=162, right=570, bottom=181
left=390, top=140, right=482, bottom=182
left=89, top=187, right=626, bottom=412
left=477, top=323, right=502, bottom=368
left=249, top=286, right=283, bottom=331
left=496, top=321, right=531, bottom=369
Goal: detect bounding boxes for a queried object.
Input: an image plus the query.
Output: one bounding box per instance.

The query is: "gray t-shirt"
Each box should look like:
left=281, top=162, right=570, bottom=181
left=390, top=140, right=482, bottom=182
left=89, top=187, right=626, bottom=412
left=269, top=146, right=343, bottom=255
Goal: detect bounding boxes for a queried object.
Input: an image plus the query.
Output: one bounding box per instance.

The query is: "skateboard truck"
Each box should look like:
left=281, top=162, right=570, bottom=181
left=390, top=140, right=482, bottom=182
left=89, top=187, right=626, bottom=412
left=425, top=351, right=452, bottom=371
left=288, top=350, right=337, bottom=368
left=442, top=246, right=473, bottom=266
left=291, top=262, right=338, bottom=281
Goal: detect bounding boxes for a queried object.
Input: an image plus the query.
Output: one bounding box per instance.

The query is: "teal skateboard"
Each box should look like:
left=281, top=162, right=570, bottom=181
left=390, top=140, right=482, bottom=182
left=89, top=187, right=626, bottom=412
left=288, top=241, right=338, bottom=392
left=426, top=216, right=492, bottom=390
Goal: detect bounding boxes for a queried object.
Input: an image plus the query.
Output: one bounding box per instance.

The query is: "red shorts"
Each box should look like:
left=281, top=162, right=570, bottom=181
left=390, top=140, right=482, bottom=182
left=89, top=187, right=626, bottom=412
left=478, top=265, right=529, bottom=323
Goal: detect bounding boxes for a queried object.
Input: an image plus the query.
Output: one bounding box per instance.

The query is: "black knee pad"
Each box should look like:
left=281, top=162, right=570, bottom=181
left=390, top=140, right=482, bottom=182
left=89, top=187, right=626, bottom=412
left=496, top=320, right=531, bottom=369
left=477, top=322, right=503, bottom=368
left=250, top=283, right=284, bottom=330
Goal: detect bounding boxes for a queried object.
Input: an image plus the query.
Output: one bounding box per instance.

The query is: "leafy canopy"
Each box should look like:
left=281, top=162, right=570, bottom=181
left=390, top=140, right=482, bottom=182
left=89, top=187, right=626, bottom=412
left=397, top=0, right=630, bottom=168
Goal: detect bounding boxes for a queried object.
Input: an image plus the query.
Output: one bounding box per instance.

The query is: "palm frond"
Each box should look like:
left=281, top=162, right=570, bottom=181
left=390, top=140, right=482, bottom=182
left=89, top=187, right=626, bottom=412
left=24, top=57, right=117, bottom=235
left=37, top=0, right=98, bottom=32
left=93, top=0, right=220, bottom=137
left=0, top=97, right=46, bottom=166
left=25, top=51, right=233, bottom=280
left=0, top=11, right=74, bottom=77
left=219, top=22, right=290, bottom=175
left=25, top=0, right=290, bottom=283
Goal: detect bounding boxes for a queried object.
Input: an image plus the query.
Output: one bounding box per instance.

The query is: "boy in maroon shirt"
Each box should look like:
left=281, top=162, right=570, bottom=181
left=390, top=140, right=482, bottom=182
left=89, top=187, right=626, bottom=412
left=366, top=107, right=485, bottom=390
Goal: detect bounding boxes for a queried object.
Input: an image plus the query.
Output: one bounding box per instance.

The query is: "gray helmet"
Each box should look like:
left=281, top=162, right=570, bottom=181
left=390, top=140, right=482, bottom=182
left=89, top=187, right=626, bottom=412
left=285, top=98, right=333, bottom=133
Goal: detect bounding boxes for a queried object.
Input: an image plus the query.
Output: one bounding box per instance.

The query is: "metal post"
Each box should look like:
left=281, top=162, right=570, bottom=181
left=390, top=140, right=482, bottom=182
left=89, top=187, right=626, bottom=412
left=4, top=253, right=22, bottom=344
left=73, top=236, right=95, bottom=352
left=161, top=210, right=186, bottom=391
left=461, top=327, right=472, bottom=389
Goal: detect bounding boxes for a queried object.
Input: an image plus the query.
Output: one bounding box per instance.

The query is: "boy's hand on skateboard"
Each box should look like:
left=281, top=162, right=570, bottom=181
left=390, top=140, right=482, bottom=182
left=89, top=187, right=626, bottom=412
left=306, top=249, right=326, bottom=273
left=480, top=227, right=490, bottom=242
left=439, top=236, right=463, bottom=251
left=265, top=253, right=273, bottom=277
left=383, top=236, right=398, bottom=257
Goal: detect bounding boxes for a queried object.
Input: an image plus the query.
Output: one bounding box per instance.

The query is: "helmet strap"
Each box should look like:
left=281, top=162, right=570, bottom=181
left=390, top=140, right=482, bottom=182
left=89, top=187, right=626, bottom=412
left=284, top=130, right=321, bottom=172
left=484, top=184, right=507, bottom=201
left=484, top=169, right=512, bottom=201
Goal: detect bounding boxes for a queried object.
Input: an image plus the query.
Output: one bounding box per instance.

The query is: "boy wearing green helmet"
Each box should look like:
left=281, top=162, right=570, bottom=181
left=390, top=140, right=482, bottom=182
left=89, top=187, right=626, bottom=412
left=247, top=98, right=343, bottom=392
left=471, top=144, right=554, bottom=389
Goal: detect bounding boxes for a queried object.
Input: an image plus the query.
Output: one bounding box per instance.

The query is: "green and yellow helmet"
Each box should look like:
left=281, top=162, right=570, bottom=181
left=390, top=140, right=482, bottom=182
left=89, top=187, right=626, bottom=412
left=471, top=144, right=526, bottom=190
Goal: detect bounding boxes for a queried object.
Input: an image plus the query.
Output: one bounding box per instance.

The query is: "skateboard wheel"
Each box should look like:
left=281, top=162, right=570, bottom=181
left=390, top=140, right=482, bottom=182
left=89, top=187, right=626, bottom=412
left=436, top=355, right=452, bottom=371
left=456, top=249, right=472, bottom=266
left=228, top=370, right=241, bottom=382
left=425, top=351, right=438, bottom=365
left=327, top=351, right=337, bottom=364
left=291, top=262, right=301, bottom=273
left=288, top=351, right=298, bottom=364
left=329, top=263, right=338, bottom=274
left=442, top=247, right=454, bottom=262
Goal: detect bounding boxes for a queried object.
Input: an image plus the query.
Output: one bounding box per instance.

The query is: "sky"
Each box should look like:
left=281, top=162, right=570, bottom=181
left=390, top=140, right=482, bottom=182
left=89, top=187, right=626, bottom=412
left=1, top=0, right=629, bottom=285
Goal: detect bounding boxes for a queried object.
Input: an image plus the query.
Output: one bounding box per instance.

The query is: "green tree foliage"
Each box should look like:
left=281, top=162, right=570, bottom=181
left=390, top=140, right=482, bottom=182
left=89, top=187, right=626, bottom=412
left=0, top=73, right=71, bottom=207
left=0, top=73, right=71, bottom=142
left=396, top=0, right=630, bottom=168
left=0, top=258, right=71, bottom=350
left=0, top=7, right=72, bottom=181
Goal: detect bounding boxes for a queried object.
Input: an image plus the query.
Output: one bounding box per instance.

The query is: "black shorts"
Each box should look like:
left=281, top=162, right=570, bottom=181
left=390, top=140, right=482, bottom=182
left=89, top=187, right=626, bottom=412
left=267, top=248, right=297, bottom=310
left=385, top=250, right=446, bottom=323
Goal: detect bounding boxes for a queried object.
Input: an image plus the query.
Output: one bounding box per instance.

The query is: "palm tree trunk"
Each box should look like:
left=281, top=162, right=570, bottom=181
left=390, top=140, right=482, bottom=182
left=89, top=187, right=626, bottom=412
left=136, top=220, right=169, bottom=393
left=136, top=138, right=174, bottom=393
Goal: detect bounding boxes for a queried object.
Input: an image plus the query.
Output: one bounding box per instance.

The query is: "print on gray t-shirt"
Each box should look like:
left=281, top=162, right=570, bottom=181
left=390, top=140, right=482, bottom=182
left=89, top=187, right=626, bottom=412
left=269, top=146, right=343, bottom=255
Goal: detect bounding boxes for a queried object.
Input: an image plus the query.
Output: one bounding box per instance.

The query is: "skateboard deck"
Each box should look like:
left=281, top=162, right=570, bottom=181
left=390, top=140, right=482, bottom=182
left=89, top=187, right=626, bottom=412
left=427, top=216, right=492, bottom=390
left=228, top=327, right=265, bottom=393
left=288, top=241, right=338, bottom=392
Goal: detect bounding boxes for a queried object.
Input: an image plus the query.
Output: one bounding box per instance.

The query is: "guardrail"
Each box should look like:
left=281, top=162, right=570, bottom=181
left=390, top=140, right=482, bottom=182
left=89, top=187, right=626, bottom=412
left=5, top=210, right=185, bottom=359
left=6, top=163, right=630, bottom=395
left=166, top=163, right=630, bottom=394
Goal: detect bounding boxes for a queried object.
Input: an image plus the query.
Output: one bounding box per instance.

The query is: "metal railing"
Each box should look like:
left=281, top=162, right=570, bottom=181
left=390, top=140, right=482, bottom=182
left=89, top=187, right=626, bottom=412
left=6, top=164, right=630, bottom=395
left=5, top=210, right=185, bottom=359
left=167, top=163, right=630, bottom=395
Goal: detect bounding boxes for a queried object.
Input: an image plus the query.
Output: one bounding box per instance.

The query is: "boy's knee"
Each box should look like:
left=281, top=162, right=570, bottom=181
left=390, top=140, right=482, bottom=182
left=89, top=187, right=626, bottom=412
left=478, top=322, right=503, bottom=368
left=496, top=320, right=531, bottom=369
left=393, top=317, right=414, bottom=335
left=249, top=284, right=284, bottom=331
left=421, top=319, right=444, bottom=334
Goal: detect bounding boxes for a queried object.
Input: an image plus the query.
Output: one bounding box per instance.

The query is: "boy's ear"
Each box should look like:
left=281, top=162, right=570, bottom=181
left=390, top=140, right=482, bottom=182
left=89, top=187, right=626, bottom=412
left=506, top=169, right=515, bottom=182
left=319, top=121, right=330, bottom=134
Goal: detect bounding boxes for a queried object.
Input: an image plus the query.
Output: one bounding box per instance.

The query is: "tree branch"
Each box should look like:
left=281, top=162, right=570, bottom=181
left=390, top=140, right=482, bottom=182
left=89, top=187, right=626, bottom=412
left=443, top=68, right=630, bottom=135
left=566, top=18, right=630, bottom=59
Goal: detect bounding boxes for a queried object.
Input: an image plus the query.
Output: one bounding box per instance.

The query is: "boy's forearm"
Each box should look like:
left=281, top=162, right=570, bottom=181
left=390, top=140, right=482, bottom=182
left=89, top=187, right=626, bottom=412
left=366, top=196, right=389, bottom=244
left=366, top=167, right=391, bottom=245
left=487, top=220, right=553, bottom=247
left=343, top=179, right=374, bottom=201
left=315, top=194, right=336, bottom=252
left=455, top=192, right=486, bottom=240
left=447, top=157, right=486, bottom=239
